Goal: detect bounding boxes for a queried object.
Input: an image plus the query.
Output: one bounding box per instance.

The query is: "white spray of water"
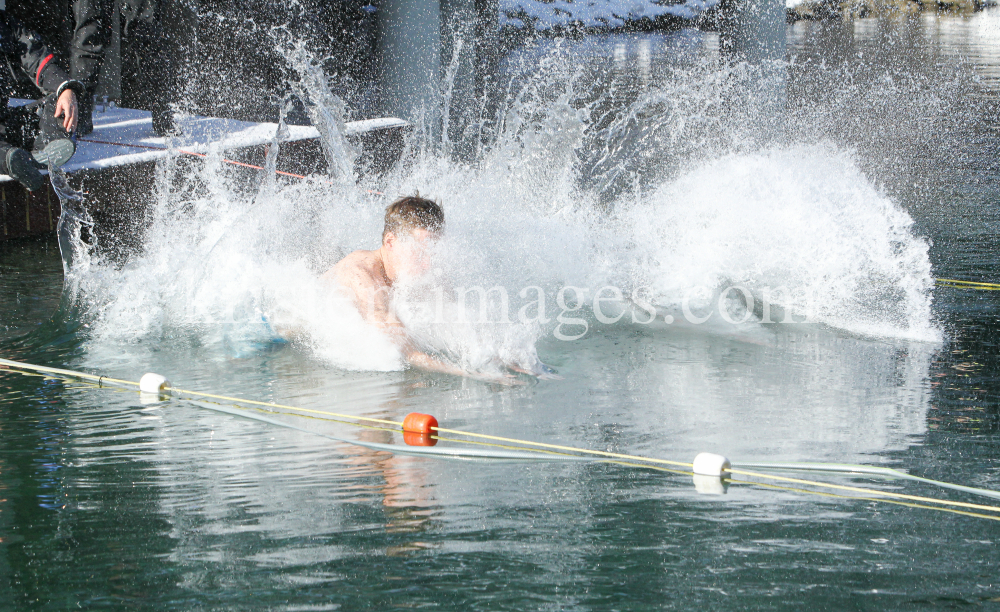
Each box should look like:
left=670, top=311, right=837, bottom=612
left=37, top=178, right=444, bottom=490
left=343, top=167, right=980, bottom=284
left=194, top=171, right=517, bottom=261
left=283, top=40, right=357, bottom=183
left=61, top=41, right=940, bottom=375
left=616, top=144, right=937, bottom=340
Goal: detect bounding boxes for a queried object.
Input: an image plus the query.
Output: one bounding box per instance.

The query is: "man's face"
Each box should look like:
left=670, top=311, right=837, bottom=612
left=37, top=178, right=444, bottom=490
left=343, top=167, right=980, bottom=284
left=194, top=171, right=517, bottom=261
left=387, top=228, right=437, bottom=279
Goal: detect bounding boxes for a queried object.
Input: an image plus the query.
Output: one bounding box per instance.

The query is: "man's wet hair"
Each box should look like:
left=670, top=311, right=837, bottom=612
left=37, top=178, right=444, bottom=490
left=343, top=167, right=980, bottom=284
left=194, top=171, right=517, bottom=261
left=383, top=195, right=444, bottom=240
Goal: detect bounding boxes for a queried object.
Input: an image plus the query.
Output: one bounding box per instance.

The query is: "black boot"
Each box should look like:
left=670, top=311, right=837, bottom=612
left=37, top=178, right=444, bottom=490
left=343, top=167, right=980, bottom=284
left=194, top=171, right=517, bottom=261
left=32, top=96, right=78, bottom=169
left=152, top=104, right=180, bottom=137
left=1, top=146, right=45, bottom=192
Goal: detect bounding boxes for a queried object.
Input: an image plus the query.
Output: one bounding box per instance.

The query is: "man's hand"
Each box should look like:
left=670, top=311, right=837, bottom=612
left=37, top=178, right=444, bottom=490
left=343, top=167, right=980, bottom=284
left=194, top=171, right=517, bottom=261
left=55, top=89, right=78, bottom=133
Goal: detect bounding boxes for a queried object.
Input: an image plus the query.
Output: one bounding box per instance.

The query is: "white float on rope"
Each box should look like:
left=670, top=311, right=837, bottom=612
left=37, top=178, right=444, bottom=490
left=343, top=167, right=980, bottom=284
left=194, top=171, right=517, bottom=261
left=692, top=452, right=732, bottom=495
left=693, top=452, right=731, bottom=477
left=139, top=372, right=171, bottom=394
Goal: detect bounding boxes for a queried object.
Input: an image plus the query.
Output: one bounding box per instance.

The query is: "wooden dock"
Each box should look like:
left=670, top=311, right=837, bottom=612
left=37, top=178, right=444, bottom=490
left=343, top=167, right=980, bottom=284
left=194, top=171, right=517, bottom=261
left=0, top=183, right=62, bottom=240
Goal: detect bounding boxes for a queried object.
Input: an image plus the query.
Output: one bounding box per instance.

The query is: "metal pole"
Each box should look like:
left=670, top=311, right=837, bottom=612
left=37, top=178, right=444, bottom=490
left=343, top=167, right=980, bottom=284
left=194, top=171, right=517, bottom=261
left=376, top=0, right=443, bottom=126
left=440, top=0, right=476, bottom=154
left=719, top=0, right=786, bottom=64
left=718, top=0, right=787, bottom=131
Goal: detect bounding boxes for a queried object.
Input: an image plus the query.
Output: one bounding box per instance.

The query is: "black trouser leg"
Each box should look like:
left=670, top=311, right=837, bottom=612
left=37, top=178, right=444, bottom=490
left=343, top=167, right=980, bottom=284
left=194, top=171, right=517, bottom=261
left=76, top=92, right=95, bottom=136
left=121, top=2, right=179, bottom=136
left=72, top=0, right=110, bottom=136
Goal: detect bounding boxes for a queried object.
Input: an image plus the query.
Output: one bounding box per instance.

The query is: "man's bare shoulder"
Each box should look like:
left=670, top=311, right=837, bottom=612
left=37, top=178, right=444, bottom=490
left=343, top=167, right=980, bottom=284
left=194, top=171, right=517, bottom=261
left=321, top=249, right=384, bottom=287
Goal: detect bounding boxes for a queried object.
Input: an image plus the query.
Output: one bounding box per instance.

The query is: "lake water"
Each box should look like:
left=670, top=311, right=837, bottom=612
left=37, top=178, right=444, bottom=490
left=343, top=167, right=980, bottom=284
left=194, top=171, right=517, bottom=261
left=2, top=11, right=1000, bottom=610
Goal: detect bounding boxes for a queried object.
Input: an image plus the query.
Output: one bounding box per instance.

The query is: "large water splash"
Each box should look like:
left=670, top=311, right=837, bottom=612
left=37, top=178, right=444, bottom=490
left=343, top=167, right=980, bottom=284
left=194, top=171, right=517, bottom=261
left=60, top=34, right=943, bottom=376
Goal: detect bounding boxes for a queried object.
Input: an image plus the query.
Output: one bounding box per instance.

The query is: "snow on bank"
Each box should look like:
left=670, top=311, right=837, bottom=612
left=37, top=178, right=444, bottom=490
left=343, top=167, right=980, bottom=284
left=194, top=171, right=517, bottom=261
left=500, top=0, right=721, bottom=29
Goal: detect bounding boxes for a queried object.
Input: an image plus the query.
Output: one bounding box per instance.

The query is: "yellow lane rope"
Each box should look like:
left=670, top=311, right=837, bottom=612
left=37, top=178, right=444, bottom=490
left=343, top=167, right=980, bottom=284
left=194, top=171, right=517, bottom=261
left=430, top=426, right=692, bottom=469
left=166, top=388, right=403, bottom=428
left=935, top=278, right=1000, bottom=291
left=3, top=357, right=1000, bottom=520
left=429, top=421, right=1000, bottom=513
left=727, top=478, right=1000, bottom=522
left=187, top=393, right=593, bottom=462
left=181, top=390, right=692, bottom=468
left=425, top=435, right=1000, bottom=515
left=726, top=468, right=1000, bottom=514
left=0, top=358, right=691, bottom=469
left=32, top=372, right=1000, bottom=520
left=0, top=358, right=404, bottom=429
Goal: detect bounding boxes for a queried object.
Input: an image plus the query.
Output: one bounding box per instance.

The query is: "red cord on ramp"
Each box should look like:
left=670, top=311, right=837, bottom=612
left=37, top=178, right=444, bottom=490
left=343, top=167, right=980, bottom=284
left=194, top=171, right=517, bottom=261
left=77, top=137, right=383, bottom=195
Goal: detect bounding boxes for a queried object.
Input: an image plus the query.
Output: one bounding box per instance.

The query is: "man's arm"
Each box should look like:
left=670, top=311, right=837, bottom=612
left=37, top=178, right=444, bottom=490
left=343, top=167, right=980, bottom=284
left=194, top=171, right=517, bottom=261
left=7, top=17, right=84, bottom=97
left=403, top=350, right=473, bottom=377
left=353, top=290, right=462, bottom=374
left=5, top=16, right=85, bottom=133
left=374, top=304, right=519, bottom=382
left=332, top=256, right=518, bottom=382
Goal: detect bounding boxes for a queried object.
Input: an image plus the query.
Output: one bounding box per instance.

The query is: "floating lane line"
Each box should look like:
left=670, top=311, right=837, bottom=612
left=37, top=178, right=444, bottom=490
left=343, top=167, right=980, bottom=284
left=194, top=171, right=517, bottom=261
left=429, top=426, right=692, bottom=469
left=0, top=357, right=403, bottom=428
left=731, top=460, right=1000, bottom=501
left=0, top=358, right=691, bottom=468
left=0, top=357, right=587, bottom=463
left=726, top=477, right=1000, bottom=522
left=3, top=357, right=1000, bottom=520
left=725, top=468, right=1000, bottom=514
left=429, top=426, right=1000, bottom=513
left=935, top=278, right=1000, bottom=291
left=185, top=399, right=588, bottom=462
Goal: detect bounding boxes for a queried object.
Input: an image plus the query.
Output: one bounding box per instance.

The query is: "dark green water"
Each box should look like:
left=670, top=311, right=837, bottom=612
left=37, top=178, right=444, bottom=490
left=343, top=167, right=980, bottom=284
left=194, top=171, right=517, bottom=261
left=3, top=13, right=1000, bottom=610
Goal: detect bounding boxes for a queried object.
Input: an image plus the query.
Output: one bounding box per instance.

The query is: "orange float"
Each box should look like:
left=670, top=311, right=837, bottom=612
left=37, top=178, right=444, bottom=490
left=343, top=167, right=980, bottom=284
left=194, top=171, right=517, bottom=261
left=402, top=412, right=438, bottom=434
left=402, top=412, right=439, bottom=447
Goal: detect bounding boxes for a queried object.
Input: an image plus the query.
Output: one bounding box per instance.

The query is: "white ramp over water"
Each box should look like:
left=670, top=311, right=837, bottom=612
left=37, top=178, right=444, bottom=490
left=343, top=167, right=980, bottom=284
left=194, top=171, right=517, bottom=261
left=0, top=99, right=407, bottom=182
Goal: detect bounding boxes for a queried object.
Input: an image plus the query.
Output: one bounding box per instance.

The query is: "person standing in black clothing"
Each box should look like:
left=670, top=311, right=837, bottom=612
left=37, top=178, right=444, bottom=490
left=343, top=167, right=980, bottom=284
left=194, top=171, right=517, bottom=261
left=119, top=0, right=178, bottom=136
left=66, top=0, right=178, bottom=137
left=0, top=3, right=83, bottom=191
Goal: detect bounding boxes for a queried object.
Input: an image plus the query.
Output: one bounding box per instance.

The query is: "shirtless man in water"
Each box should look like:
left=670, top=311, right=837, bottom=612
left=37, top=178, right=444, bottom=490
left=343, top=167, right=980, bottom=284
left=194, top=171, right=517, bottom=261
left=320, top=195, right=467, bottom=376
